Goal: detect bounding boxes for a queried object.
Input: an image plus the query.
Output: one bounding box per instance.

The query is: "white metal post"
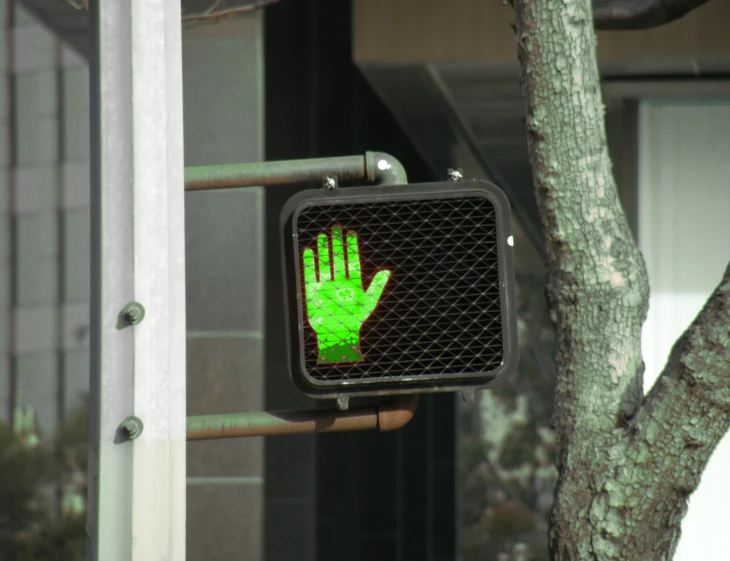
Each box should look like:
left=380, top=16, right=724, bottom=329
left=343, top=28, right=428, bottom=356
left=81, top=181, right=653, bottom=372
left=87, top=1, right=186, bottom=560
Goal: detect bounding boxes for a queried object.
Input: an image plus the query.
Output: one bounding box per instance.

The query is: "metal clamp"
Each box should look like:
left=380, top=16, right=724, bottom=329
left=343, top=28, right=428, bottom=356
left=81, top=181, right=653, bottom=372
left=447, top=168, right=464, bottom=182
left=323, top=176, right=338, bottom=191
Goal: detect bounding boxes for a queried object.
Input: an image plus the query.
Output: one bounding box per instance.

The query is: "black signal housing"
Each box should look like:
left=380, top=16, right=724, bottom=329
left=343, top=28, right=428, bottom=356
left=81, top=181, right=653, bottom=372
left=280, top=180, right=518, bottom=400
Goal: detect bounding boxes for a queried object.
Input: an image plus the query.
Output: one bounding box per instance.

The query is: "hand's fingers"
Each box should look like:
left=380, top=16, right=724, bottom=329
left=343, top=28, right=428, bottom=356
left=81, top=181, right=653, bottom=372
left=331, top=225, right=346, bottom=280
left=365, top=269, right=391, bottom=309
left=317, top=233, right=331, bottom=281
left=346, top=230, right=362, bottom=283
left=303, top=248, right=317, bottom=287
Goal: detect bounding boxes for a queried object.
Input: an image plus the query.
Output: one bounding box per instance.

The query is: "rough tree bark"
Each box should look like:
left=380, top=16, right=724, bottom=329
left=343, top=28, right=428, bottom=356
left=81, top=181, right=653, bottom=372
left=511, top=0, right=730, bottom=559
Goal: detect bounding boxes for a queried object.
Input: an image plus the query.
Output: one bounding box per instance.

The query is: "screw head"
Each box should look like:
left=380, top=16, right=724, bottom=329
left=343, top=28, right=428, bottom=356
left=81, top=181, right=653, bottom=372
left=120, top=415, right=144, bottom=440
left=121, top=301, right=145, bottom=326
left=447, top=168, right=464, bottom=182
left=323, top=176, right=337, bottom=190
left=336, top=395, right=350, bottom=411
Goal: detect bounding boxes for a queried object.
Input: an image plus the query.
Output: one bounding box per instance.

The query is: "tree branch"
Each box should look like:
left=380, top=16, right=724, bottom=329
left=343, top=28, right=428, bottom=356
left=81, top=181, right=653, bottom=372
left=512, top=0, right=727, bottom=556
left=593, top=0, right=712, bottom=30
left=632, top=260, right=730, bottom=474
left=576, top=262, right=730, bottom=557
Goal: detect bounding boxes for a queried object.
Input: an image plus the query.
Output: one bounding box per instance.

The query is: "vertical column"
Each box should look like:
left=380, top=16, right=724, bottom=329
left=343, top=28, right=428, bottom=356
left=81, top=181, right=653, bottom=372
left=87, top=1, right=186, bottom=560
left=11, top=1, right=62, bottom=439
left=0, top=0, right=11, bottom=424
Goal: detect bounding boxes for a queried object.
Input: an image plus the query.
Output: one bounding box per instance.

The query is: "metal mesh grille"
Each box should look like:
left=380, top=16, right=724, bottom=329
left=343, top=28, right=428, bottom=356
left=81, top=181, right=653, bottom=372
left=295, top=195, right=504, bottom=382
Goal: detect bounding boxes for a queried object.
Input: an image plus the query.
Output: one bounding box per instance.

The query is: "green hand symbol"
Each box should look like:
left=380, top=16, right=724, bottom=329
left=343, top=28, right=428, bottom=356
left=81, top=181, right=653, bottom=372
left=302, top=225, right=391, bottom=364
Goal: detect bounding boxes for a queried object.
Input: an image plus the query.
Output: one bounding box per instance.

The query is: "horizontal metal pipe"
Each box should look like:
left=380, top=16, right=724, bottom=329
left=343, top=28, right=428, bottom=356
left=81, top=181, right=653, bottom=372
left=186, top=394, right=419, bottom=440
left=184, top=155, right=366, bottom=191
left=184, top=151, right=408, bottom=191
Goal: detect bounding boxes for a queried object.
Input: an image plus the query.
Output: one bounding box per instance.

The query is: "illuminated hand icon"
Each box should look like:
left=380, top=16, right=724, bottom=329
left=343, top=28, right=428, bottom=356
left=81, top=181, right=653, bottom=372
left=302, top=226, right=391, bottom=364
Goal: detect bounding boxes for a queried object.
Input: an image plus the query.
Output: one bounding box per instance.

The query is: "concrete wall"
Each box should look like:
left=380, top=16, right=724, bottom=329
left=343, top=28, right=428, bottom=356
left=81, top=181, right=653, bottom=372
left=0, top=4, right=460, bottom=560
left=0, top=4, right=266, bottom=559
left=182, top=15, right=265, bottom=561
left=0, top=0, right=90, bottom=436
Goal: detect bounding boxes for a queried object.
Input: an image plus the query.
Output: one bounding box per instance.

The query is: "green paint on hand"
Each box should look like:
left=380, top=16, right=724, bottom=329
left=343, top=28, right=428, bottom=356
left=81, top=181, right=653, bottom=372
left=302, top=225, right=391, bottom=363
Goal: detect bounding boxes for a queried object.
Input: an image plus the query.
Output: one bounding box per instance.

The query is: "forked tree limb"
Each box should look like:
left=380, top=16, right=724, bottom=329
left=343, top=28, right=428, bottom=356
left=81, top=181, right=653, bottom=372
left=640, top=261, right=730, bottom=418
left=579, top=262, right=730, bottom=559
left=594, top=0, right=713, bottom=30
left=630, top=260, right=730, bottom=488
left=512, top=0, right=729, bottom=557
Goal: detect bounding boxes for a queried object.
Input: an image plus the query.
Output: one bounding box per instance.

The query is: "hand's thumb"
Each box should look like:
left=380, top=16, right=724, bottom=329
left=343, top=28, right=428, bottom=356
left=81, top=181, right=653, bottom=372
left=366, top=269, right=391, bottom=303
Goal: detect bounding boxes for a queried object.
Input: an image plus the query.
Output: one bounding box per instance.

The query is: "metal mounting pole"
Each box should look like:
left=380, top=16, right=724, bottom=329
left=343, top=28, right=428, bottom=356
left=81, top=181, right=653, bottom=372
left=87, top=1, right=186, bottom=560
left=184, top=151, right=414, bottom=441
left=184, top=151, right=408, bottom=190
left=187, top=395, right=418, bottom=439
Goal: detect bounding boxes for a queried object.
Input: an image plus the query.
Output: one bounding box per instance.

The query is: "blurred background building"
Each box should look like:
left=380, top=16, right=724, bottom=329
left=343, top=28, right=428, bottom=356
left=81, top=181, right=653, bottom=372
left=0, top=0, right=728, bottom=560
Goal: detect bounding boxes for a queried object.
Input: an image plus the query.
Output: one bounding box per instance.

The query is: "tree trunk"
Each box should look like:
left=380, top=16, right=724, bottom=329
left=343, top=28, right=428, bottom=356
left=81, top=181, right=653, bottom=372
left=512, top=0, right=730, bottom=559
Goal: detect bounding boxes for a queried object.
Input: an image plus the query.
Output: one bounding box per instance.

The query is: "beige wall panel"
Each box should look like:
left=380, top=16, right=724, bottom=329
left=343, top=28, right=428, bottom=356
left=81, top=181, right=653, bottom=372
left=354, top=0, right=516, bottom=63
left=597, top=2, right=730, bottom=61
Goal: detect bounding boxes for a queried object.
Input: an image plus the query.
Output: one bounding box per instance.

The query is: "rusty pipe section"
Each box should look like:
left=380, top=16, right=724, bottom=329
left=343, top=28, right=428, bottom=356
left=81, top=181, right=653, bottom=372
left=186, top=394, right=418, bottom=440
left=184, top=151, right=407, bottom=191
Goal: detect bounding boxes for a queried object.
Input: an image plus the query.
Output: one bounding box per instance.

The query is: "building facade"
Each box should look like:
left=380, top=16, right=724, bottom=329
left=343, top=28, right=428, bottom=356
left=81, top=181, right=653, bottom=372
left=1, top=0, right=728, bottom=560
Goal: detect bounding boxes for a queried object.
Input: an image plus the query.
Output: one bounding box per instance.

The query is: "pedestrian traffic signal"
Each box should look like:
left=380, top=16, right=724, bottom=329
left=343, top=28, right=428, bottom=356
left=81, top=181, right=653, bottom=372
left=281, top=181, right=517, bottom=400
